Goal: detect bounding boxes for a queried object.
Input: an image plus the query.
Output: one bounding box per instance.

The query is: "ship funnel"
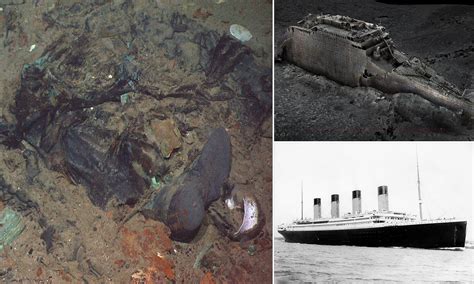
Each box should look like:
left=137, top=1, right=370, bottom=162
left=352, top=190, right=361, bottom=215
left=378, top=185, right=389, bottom=211
left=313, top=198, right=321, bottom=219
left=331, top=194, right=339, bottom=218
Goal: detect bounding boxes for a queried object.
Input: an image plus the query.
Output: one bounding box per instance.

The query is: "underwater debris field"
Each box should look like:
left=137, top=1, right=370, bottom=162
left=0, top=0, right=272, bottom=282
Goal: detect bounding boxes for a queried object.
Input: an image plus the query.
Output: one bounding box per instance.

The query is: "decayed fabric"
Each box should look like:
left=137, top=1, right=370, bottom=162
left=5, top=2, right=271, bottom=241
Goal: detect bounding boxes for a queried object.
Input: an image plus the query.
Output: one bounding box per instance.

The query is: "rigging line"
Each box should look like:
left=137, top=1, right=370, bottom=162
left=416, top=145, right=423, bottom=221
left=301, top=180, right=304, bottom=220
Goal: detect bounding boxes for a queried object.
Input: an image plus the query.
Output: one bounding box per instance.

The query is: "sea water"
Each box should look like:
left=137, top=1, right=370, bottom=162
left=274, top=237, right=473, bottom=282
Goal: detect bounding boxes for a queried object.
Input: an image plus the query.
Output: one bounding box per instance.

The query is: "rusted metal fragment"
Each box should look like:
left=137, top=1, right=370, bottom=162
left=279, top=14, right=473, bottom=116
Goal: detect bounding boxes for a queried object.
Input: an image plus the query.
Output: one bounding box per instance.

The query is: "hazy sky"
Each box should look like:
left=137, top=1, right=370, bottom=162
left=274, top=142, right=473, bottom=241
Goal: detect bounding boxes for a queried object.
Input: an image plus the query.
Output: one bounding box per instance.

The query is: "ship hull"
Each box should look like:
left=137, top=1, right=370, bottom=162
left=280, top=18, right=474, bottom=116
left=278, top=221, right=466, bottom=248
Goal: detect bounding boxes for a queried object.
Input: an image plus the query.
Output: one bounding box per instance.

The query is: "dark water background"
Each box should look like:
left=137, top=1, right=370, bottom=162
left=275, top=237, right=473, bottom=282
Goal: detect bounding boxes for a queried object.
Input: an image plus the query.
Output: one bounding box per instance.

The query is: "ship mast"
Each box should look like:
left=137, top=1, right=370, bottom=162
left=300, top=181, right=304, bottom=220
left=416, top=146, right=423, bottom=221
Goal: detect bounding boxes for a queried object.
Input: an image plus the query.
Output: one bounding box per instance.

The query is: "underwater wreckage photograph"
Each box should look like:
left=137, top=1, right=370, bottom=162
left=0, top=0, right=272, bottom=282
left=275, top=0, right=474, bottom=141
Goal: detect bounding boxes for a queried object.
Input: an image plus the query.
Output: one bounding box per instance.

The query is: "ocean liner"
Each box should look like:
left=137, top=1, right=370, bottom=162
left=277, top=14, right=473, bottom=116
left=278, top=157, right=467, bottom=248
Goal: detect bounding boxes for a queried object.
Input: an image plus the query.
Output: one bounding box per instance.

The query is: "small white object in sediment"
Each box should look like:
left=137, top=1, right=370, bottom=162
left=234, top=197, right=259, bottom=236
left=29, top=44, right=36, bottom=52
left=225, top=197, right=235, bottom=210
left=229, top=24, right=252, bottom=42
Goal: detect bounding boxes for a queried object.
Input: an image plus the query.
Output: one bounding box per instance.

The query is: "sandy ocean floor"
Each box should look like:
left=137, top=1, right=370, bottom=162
left=0, top=0, right=272, bottom=282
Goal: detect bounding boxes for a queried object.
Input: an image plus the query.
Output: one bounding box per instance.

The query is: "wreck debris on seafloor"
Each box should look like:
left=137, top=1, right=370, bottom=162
left=235, top=197, right=260, bottom=238
left=277, top=14, right=473, bottom=117
left=0, top=1, right=272, bottom=281
left=0, top=207, right=25, bottom=253
left=208, top=185, right=265, bottom=242
left=142, top=127, right=232, bottom=241
left=0, top=4, right=271, bottom=281
left=230, top=24, right=253, bottom=42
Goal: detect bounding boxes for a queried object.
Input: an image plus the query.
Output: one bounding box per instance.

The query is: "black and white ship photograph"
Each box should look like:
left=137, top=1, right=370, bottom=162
left=274, top=142, right=473, bottom=282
